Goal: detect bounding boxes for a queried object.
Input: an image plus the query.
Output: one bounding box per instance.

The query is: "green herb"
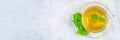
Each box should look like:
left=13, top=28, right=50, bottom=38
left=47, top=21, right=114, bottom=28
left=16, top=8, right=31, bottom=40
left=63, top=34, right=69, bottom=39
left=72, top=12, right=89, bottom=36
left=90, top=14, right=105, bottom=22
left=98, top=16, right=105, bottom=22
left=90, top=14, right=97, bottom=20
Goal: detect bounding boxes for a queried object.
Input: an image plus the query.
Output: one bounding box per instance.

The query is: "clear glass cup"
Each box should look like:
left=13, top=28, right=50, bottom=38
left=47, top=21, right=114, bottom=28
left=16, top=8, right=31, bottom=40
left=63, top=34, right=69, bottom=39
left=79, top=2, right=113, bottom=38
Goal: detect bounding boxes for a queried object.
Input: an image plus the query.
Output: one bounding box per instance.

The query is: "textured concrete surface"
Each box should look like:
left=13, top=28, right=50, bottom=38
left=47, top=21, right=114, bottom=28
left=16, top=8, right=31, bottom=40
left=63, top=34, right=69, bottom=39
left=0, top=0, right=120, bottom=40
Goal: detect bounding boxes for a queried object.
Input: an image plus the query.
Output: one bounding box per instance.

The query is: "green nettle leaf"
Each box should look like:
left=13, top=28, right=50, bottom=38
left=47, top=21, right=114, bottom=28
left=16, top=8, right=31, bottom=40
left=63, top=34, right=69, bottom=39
left=72, top=12, right=89, bottom=36
left=77, top=25, right=89, bottom=36
left=90, top=14, right=97, bottom=20
left=73, top=13, right=82, bottom=20
left=90, top=14, right=105, bottom=22
left=98, top=16, right=105, bottom=22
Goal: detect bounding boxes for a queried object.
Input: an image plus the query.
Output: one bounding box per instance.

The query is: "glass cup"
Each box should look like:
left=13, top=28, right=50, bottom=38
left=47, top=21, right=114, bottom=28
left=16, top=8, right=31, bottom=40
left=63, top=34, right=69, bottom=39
left=79, top=2, right=113, bottom=38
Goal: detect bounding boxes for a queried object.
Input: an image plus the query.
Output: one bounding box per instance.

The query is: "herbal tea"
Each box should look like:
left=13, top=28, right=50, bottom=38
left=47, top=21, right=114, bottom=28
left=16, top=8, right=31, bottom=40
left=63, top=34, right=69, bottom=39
left=83, top=6, right=108, bottom=33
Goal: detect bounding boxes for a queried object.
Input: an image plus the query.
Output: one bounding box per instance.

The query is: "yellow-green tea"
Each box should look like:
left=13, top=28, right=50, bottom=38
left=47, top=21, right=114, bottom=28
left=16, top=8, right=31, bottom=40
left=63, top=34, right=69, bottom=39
left=83, top=6, right=108, bottom=33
